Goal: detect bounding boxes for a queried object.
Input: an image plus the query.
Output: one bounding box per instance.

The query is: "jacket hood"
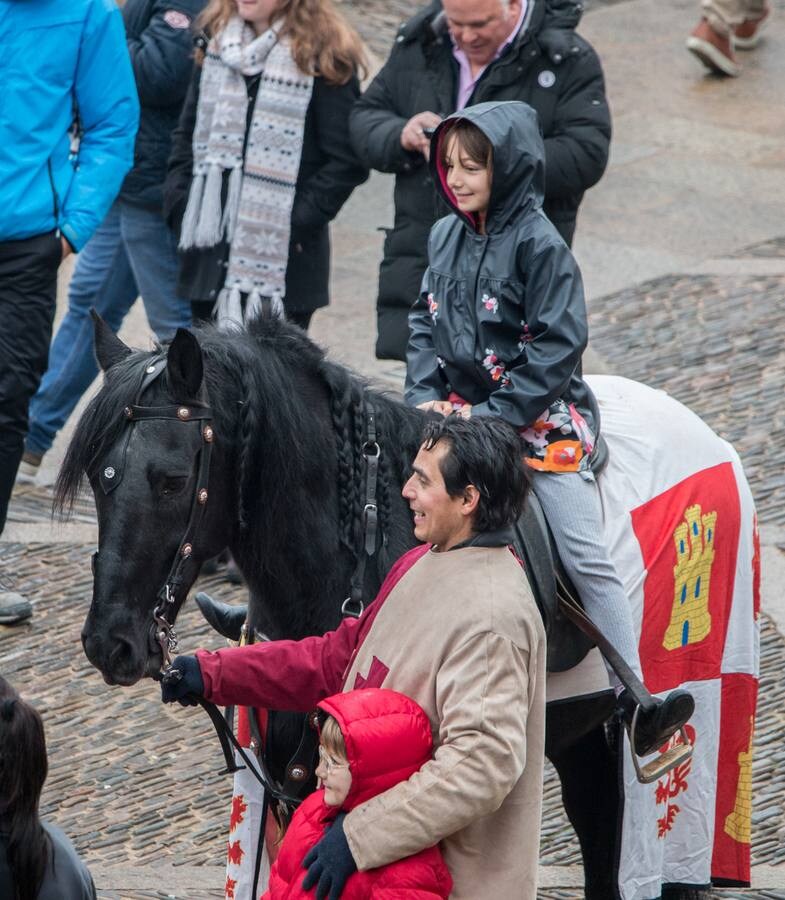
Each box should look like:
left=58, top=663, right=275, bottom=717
left=317, top=689, right=433, bottom=812
left=430, top=101, right=545, bottom=234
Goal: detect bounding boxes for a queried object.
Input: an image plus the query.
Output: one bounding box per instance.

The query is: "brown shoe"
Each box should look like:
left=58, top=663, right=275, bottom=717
left=734, top=4, right=770, bottom=49
left=686, top=18, right=740, bottom=76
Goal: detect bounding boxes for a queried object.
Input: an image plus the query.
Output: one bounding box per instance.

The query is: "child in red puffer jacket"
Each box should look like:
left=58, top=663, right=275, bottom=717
left=263, top=688, right=452, bottom=899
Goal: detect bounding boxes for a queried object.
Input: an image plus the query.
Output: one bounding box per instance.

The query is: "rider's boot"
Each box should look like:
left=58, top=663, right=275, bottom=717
left=618, top=688, right=695, bottom=757
left=195, top=592, right=247, bottom=642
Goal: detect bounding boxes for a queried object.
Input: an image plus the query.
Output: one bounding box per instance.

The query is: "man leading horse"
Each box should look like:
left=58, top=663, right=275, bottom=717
left=162, top=414, right=694, bottom=898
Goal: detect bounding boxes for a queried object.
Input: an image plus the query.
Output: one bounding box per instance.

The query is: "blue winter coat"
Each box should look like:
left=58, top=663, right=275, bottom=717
left=0, top=0, right=139, bottom=251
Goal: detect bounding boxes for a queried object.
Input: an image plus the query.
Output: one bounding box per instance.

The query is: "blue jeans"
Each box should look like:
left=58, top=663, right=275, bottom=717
left=26, top=200, right=191, bottom=456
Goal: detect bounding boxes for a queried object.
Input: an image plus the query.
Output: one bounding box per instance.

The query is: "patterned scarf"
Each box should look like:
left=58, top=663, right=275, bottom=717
left=179, top=17, right=314, bottom=328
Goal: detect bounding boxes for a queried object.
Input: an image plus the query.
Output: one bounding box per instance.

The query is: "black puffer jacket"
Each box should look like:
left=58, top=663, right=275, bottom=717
left=121, top=0, right=206, bottom=209
left=405, top=102, right=596, bottom=451
left=163, top=63, right=367, bottom=314
left=349, top=0, right=611, bottom=360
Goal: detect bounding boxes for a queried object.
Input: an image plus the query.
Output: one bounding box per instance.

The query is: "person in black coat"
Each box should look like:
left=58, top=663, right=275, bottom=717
left=349, top=0, right=612, bottom=361
left=163, top=0, right=368, bottom=330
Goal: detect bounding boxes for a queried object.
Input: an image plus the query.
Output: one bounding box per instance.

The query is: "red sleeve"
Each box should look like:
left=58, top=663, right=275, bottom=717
left=197, top=544, right=431, bottom=709
left=196, top=617, right=363, bottom=709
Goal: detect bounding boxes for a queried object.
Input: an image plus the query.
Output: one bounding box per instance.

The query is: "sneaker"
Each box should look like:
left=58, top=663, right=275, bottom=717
left=16, top=450, right=43, bottom=485
left=619, top=688, right=695, bottom=757
left=686, top=18, right=741, bottom=76
left=734, top=4, right=770, bottom=49
left=0, top=592, right=33, bottom=625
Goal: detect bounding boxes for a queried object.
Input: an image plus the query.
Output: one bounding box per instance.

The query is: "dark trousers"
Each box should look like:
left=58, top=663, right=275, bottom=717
left=0, top=231, right=60, bottom=534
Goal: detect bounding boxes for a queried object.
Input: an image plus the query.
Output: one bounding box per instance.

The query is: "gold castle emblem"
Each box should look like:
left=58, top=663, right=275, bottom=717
left=724, top=718, right=754, bottom=843
left=663, top=504, right=716, bottom=650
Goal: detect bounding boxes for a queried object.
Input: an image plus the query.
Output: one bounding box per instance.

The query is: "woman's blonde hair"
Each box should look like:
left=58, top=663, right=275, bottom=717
left=198, top=0, right=367, bottom=85
left=320, top=714, right=348, bottom=760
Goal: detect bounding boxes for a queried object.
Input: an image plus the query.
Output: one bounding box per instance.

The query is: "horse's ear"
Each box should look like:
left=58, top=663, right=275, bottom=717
left=166, top=328, right=203, bottom=399
left=92, top=309, right=132, bottom=372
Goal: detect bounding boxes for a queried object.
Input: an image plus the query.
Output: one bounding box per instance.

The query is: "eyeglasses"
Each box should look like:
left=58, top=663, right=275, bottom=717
left=318, top=745, right=350, bottom=775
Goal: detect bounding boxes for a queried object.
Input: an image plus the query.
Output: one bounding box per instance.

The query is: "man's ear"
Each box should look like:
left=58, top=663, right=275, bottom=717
left=461, top=484, right=481, bottom=518
left=92, top=309, right=132, bottom=372
left=166, top=328, right=204, bottom=400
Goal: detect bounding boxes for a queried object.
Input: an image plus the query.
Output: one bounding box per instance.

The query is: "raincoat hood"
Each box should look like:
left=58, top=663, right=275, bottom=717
left=430, top=101, right=545, bottom=234
left=317, top=689, right=433, bottom=812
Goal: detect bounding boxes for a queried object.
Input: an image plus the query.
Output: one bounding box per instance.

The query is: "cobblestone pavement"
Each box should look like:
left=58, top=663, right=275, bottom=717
left=587, top=244, right=785, bottom=528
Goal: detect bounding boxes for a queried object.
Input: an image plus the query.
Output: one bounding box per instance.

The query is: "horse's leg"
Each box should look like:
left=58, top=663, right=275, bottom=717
left=546, top=694, right=619, bottom=900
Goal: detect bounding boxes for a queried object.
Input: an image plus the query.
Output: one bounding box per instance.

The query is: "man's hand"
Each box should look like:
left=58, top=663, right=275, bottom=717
left=456, top=403, right=473, bottom=419
left=400, top=111, right=442, bottom=159
left=160, top=655, right=204, bottom=706
left=302, top=812, right=357, bottom=900
left=417, top=399, right=453, bottom=417
left=60, top=236, right=73, bottom=263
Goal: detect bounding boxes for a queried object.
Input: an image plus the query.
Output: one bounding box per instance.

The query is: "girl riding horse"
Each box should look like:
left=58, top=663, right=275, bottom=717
left=405, top=100, right=694, bottom=757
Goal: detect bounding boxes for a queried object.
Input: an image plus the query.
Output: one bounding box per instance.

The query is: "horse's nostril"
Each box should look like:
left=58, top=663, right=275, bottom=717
left=108, top=633, right=137, bottom=671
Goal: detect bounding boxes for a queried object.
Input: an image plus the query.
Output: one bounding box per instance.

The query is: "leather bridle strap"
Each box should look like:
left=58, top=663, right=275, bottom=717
left=341, top=400, right=380, bottom=618
left=116, top=357, right=216, bottom=666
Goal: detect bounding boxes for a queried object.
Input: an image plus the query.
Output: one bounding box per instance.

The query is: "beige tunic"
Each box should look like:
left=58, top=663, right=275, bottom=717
left=342, top=545, right=546, bottom=899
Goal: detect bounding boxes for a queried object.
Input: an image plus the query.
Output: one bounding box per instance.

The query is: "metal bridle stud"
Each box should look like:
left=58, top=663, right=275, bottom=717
left=124, top=406, right=133, bottom=419
left=198, top=489, right=208, bottom=505
left=203, top=425, right=214, bottom=443
left=103, top=466, right=116, bottom=480
left=181, top=543, right=193, bottom=558
left=177, top=407, right=191, bottom=420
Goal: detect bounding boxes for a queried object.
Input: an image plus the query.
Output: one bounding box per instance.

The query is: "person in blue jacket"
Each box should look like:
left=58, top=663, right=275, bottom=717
left=0, top=0, right=138, bottom=624
left=20, top=0, right=205, bottom=491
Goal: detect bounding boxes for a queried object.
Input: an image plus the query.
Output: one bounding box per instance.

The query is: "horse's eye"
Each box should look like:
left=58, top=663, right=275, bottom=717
left=160, top=476, right=188, bottom=497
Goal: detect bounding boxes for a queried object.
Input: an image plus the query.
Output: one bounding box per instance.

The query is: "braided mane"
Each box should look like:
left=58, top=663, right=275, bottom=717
left=57, top=318, right=423, bottom=616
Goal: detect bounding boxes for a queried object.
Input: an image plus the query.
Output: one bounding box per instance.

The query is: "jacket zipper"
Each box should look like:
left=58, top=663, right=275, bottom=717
left=47, top=158, right=61, bottom=236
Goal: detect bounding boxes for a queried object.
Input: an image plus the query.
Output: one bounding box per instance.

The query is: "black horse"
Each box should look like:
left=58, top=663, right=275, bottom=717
left=56, top=316, right=691, bottom=899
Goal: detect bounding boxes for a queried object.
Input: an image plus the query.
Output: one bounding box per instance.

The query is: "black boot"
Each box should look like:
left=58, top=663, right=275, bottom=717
left=195, top=592, right=248, bottom=642
left=619, top=688, right=695, bottom=757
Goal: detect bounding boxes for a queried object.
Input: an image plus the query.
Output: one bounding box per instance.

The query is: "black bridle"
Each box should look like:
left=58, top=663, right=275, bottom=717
left=92, top=356, right=215, bottom=667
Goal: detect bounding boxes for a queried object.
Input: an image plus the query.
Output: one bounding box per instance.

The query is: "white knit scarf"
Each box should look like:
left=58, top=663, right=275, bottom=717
left=179, top=17, right=314, bottom=328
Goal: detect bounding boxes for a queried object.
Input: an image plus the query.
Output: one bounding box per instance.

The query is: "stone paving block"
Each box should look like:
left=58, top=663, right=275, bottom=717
left=588, top=272, right=785, bottom=526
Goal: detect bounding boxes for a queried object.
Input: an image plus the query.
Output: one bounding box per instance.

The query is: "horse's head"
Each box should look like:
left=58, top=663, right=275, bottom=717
left=57, top=316, right=234, bottom=685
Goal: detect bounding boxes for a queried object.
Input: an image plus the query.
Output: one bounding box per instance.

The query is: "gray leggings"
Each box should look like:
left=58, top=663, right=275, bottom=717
left=531, top=470, right=643, bottom=690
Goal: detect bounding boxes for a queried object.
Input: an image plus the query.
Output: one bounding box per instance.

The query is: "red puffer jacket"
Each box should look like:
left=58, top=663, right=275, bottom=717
left=263, top=688, right=453, bottom=899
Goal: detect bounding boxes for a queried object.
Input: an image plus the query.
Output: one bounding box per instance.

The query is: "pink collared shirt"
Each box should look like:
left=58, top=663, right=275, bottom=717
left=451, top=2, right=528, bottom=110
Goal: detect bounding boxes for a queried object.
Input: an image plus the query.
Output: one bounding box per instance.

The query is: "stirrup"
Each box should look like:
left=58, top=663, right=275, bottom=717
left=629, top=704, right=693, bottom=784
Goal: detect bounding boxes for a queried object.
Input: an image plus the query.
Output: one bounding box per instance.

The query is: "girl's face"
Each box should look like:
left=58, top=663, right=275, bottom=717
left=443, top=134, right=492, bottom=220
left=316, top=744, right=353, bottom=807
left=235, top=0, right=279, bottom=33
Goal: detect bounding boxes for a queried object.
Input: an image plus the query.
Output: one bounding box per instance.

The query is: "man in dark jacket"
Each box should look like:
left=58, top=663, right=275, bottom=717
left=349, top=0, right=611, bottom=360
left=20, top=0, right=205, bottom=485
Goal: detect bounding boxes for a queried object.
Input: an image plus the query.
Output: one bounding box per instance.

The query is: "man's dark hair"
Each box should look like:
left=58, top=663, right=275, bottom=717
left=421, top=415, right=528, bottom=533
